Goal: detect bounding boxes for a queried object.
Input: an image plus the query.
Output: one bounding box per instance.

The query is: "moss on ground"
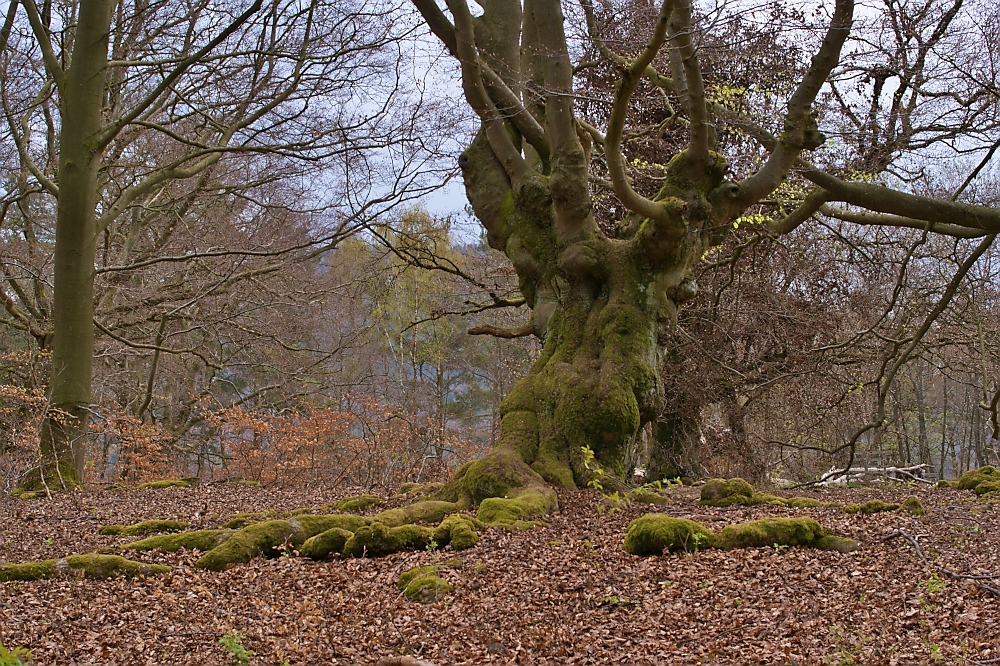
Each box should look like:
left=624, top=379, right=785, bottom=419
left=629, top=488, right=671, bottom=505
left=784, top=497, right=823, bottom=508
left=900, top=496, right=926, bottom=515
left=715, top=517, right=858, bottom=552
left=0, top=554, right=170, bottom=582
left=843, top=500, right=899, bottom=515
left=936, top=480, right=955, bottom=489
left=334, top=494, right=382, bottom=512
left=974, top=481, right=1000, bottom=497
left=624, top=514, right=716, bottom=555
left=99, top=520, right=188, bottom=536
left=401, top=573, right=453, bottom=602
left=300, top=528, right=354, bottom=559
left=124, top=529, right=230, bottom=552
left=342, top=522, right=435, bottom=558
left=397, top=559, right=463, bottom=591
left=957, top=466, right=1000, bottom=492
left=135, top=479, right=191, bottom=490
left=699, top=478, right=755, bottom=506
left=294, top=514, right=368, bottom=534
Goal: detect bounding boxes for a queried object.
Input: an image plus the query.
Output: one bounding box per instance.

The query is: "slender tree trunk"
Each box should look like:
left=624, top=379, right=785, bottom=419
left=23, top=0, right=115, bottom=491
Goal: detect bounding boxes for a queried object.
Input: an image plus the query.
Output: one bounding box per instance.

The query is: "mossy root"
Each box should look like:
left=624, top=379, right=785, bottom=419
left=100, top=520, right=188, bottom=536
left=0, top=554, right=170, bottom=582
left=715, top=517, right=859, bottom=552
left=624, top=514, right=716, bottom=555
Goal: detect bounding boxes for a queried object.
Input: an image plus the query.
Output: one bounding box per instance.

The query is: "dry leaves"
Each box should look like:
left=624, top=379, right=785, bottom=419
left=2, top=483, right=999, bottom=664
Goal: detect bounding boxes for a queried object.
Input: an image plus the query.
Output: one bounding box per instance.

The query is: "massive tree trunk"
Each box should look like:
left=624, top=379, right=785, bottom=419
left=412, top=0, right=854, bottom=516
left=22, top=0, right=114, bottom=490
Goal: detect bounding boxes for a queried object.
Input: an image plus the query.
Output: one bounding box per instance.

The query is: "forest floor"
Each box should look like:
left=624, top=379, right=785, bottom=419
left=2, top=480, right=999, bottom=665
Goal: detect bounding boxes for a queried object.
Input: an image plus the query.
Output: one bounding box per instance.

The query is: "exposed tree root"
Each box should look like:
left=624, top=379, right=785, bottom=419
left=0, top=554, right=169, bottom=582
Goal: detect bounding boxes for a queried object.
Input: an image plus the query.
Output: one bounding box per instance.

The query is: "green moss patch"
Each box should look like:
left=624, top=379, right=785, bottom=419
left=342, top=522, right=435, bottom=558
left=629, top=488, right=671, bottom=505
left=957, top=466, right=1000, bottom=492
left=100, top=520, right=188, bottom=536
left=1, top=554, right=170, bottom=582
left=124, top=529, right=230, bottom=552
left=401, top=573, right=453, bottom=602
left=900, top=496, right=926, bottom=515
left=397, top=558, right=463, bottom=591
left=624, top=514, right=716, bottom=556
left=300, top=528, right=354, bottom=560
left=784, top=497, right=823, bottom=508
left=294, top=514, right=369, bottom=534
left=334, top=494, right=382, bottom=512
left=974, top=481, right=1000, bottom=497
left=843, top=500, right=899, bottom=515
left=936, top=480, right=955, bottom=489
left=699, top=478, right=755, bottom=507
left=135, top=479, right=191, bottom=490
left=716, top=517, right=858, bottom=552
left=195, top=520, right=301, bottom=571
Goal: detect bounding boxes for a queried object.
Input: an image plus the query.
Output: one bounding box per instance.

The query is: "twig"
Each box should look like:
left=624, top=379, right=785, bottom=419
left=376, top=658, right=440, bottom=666
left=884, top=528, right=1000, bottom=597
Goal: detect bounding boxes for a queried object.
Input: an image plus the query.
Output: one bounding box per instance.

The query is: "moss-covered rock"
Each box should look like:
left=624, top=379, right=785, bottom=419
left=294, top=514, right=369, bottom=534
left=716, top=517, right=859, bottom=552
left=99, top=520, right=188, bottom=536
left=300, top=528, right=354, bottom=560
left=843, top=500, right=899, bottom=515
left=699, top=478, right=755, bottom=507
left=974, top=481, right=1000, bottom=497
left=900, top=496, right=926, bottom=515
left=334, top=494, right=382, bottom=512
left=374, top=501, right=457, bottom=527
left=124, top=529, right=230, bottom=552
left=624, top=514, right=716, bottom=556
left=433, top=514, right=481, bottom=550
left=629, top=488, right=671, bottom=505
left=393, top=482, right=443, bottom=499
left=135, top=479, right=191, bottom=490
left=401, top=573, right=453, bottom=602
left=342, top=522, right=435, bottom=558
left=936, top=479, right=955, bottom=489
left=222, top=514, right=258, bottom=529
left=749, top=493, right=788, bottom=506
left=957, top=466, right=1000, bottom=491
left=0, top=554, right=170, bottom=582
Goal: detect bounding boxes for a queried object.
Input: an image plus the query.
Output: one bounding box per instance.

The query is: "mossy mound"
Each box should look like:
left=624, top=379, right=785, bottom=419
left=124, top=529, right=231, bottom=552
left=373, top=501, right=458, bottom=527
left=13, top=461, right=81, bottom=495
left=394, top=482, right=443, bottom=499
left=699, top=478, right=755, bottom=507
left=222, top=514, right=259, bottom=529
left=342, top=522, right=435, bottom=558
left=294, top=514, right=369, bottom=534
left=300, top=528, right=354, bottom=560
left=624, top=514, right=716, bottom=556
left=936, top=479, right=955, bottom=489
left=397, top=558, right=463, bottom=591
left=334, top=494, right=382, bottom=512
left=401, top=573, right=453, bottom=602
left=900, top=496, right=926, bottom=515
left=99, top=520, right=188, bottom=536
left=974, top=481, right=1000, bottom=497
left=957, top=466, right=1000, bottom=492
left=629, top=488, right=671, bottom=505
left=784, top=497, right=823, bottom=508
left=433, top=514, right=481, bottom=550
left=135, top=479, right=191, bottom=490
left=0, top=554, right=170, bottom=582
left=715, top=517, right=859, bottom=552
left=843, top=500, right=899, bottom=515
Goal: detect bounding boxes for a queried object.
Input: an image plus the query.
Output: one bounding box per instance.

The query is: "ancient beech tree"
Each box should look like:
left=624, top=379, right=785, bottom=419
left=411, top=0, right=1000, bottom=517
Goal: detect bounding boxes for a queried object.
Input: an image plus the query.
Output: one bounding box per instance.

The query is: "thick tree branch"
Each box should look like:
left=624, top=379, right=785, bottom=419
left=20, top=0, right=64, bottom=91
left=820, top=204, right=989, bottom=238
left=468, top=323, right=533, bottom=338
